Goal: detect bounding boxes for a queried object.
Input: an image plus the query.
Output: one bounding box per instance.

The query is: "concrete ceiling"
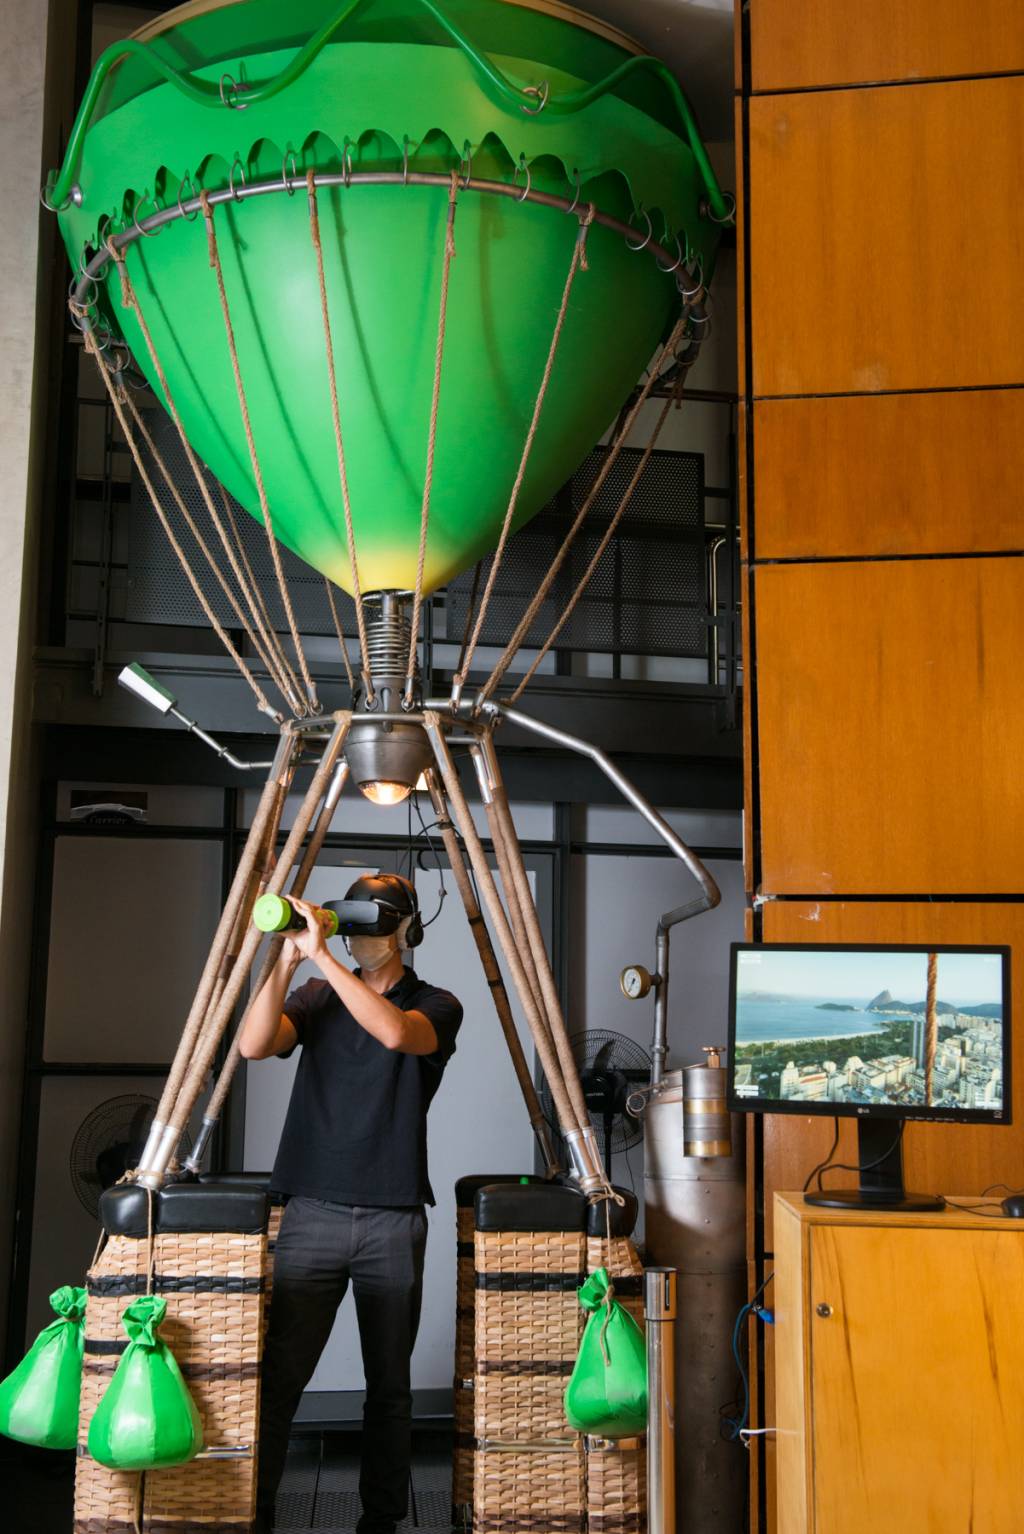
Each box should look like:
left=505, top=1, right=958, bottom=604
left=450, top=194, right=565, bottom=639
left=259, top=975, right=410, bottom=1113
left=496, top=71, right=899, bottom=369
left=570, top=0, right=735, bottom=141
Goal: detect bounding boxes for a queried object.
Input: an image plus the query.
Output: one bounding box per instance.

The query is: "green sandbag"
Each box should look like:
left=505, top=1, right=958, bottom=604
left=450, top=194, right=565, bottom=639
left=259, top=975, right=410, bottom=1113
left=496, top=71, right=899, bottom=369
left=564, top=1266, right=647, bottom=1438
left=0, top=1285, right=87, bottom=1449
left=87, top=1294, right=203, bottom=1470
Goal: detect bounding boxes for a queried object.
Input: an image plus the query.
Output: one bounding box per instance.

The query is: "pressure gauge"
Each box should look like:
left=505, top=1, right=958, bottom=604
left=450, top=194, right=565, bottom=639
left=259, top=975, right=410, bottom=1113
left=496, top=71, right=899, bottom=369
left=620, top=964, right=654, bottom=1001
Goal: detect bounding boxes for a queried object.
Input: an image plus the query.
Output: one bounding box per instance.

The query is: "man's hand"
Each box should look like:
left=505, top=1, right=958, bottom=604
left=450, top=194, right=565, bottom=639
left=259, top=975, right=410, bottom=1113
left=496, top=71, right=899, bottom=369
left=283, top=896, right=337, bottom=966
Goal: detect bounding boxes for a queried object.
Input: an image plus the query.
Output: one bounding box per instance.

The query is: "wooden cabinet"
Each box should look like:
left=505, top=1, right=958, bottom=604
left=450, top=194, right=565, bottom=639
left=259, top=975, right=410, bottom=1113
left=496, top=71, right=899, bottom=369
left=774, top=1194, right=1024, bottom=1534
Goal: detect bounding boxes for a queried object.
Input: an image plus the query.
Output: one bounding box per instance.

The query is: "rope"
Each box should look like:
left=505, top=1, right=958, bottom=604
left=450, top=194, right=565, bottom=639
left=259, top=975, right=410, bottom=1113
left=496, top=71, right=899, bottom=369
left=81, top=327, right=280, bottom=716
left=509, top=373, right=685, bottom=702
left=215, top=480, right=309, bottom=710
left=476, top=311, right=690, bottom=706
left=405, top=171, right=460, bottom=707
left=449, top=207, right=595, bottom=708
left=104, top=236, right=305, bottom=717
left=118, top=387, right=301, bottom=715
left=200, top=190, right=320, bottom=713
left=323, top=576, right=356, bottom=692
left=306, top=171, right=376, bottom=704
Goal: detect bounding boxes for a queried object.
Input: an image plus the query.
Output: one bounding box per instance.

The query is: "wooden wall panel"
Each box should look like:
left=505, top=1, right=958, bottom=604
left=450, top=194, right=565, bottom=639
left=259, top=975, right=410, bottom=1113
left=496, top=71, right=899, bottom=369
left=761, top=901, right=1024, bottom=1206
left=755, top=558, right=1024, bottom=895
left=752, top=391, right=1024, bottom=560
left=749, top=78, right=1024, bottom=396
left=751, top=0, right=1024, bottom=92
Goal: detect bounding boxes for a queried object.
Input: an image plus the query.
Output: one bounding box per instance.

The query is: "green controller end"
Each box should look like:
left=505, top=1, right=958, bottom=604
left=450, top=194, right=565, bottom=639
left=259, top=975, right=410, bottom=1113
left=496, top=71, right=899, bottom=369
left=253, top=892, right=291, bottom=933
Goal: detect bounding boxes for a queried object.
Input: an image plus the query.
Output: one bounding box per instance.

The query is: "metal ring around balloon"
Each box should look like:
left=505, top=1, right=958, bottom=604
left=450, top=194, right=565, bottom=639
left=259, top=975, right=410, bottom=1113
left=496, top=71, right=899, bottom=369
left=656, top=234, right=684, bottom=275
left=132, top=192, right=161, bottom=239
left=67, top=170, right=706, bottom=331
left=513, top=157, right=531, bottom=203
left=177, top=173, right=200, bottom=222
left=460, top=143, right=473, bottom=189
left=229, top=157, right=247, bottom=200
left=625, top=209, right=653, bottom=252
left=565, top=168, right=581, bottom=217
left=342, top=141, right=354, bottom=187
left=703, top=190, right=737, bottom=226
left=281, top=152, right=299, bottom=196
left=520, top=80, right=550, bottom=116
left=219, top=73, right=248, bottom=111
left=402, top=136, right=411, bottom=186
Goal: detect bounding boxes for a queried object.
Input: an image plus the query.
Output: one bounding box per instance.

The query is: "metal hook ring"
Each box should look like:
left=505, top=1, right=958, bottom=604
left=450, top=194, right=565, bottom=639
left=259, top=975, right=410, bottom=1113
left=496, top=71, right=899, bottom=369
left=41, top=179, right=72, bottom=214
left=177, top=172, right=199, bottom=222
left=460, top=142, right=472, bottom=190
left=70, top=267, right=100, bottom=308
left=625, top=208, right=653, bottom=252
left=565, top=167, right=581, bottom=216
left=520, top=80, right=549, bottom=116
left=133, top=192, right=160, bottom=239
left=402, top=136, right=411, bottom=185
left=281, top=151, right=299, bottom=196
left=228, top=157, right=247, bottom=200
left=513, top=157, right=531, bottom=203
left=656, top=233, right=685, bottom=275
left=703, top=190, right=737, bottom=226
left=342, top=140, right=354, bottom=188
left=219, top=73, right=248, bottom=110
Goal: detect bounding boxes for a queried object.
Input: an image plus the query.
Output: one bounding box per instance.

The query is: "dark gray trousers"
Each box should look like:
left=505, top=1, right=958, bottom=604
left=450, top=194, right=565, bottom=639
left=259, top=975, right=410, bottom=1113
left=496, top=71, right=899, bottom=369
left=257, top=1197, right=428, bottom=1531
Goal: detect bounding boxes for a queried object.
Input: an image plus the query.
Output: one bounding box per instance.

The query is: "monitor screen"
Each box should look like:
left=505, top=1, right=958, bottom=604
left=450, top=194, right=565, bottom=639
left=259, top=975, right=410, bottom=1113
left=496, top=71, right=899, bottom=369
left=728, top=943, right=1010, bottom=1123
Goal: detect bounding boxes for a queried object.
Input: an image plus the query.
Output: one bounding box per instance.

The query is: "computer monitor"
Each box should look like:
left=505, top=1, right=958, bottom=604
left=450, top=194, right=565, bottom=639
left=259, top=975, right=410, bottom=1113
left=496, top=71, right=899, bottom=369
left=727, top=943, right=1011, bottom=1211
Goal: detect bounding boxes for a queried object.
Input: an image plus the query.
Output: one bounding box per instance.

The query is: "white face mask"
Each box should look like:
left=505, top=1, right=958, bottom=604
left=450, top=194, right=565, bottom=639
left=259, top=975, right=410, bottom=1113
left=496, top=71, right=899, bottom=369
left=349, top=935, right=396, bottom=972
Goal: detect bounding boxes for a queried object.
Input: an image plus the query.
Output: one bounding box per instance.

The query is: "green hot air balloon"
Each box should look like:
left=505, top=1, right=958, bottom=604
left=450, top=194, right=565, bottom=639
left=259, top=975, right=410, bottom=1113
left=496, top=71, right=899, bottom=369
left=53, top=0, right=726, bottom=602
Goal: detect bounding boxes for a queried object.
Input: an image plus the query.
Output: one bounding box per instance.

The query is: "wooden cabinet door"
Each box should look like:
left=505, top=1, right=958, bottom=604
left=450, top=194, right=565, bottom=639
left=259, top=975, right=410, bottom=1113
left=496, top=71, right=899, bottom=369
left=807, top=1222, right=1024, bottom=1533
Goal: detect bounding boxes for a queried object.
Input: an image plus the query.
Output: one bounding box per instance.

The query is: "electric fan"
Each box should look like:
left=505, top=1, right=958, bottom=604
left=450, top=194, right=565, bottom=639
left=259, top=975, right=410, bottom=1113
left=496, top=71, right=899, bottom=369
left=70, top=1095, right=191, bottom=1218
left=540, top=1030, right=652, bottom=1174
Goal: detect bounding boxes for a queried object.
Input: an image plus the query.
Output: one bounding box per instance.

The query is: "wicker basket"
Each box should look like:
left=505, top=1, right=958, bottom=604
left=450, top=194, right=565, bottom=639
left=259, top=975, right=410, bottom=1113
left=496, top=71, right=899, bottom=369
left=74, top=1224, right=268, bottom=1532
left=473, top=1217, right=585, bottom=1534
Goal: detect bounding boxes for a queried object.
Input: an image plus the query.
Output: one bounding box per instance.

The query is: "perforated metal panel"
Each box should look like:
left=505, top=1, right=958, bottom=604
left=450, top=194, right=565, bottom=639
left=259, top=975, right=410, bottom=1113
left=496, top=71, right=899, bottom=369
left=445, top=445, right=707, bottom=656
left=125, top=409, right=356, bottom=637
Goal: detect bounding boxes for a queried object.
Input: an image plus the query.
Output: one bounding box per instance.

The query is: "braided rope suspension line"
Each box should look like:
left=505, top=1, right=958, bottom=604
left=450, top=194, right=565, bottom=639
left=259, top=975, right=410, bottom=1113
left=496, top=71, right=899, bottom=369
left=403, top=170, right=461, bottom=707
left=322, top=576, right=356, bottom=693
left=449, top=204, right=596, bottom=711
left=510, top=371, right=687, bottom=703
left=423, top=712, right=587, bottom=1143
left=476, top=310, right=691, bottom=707
left=103, top=236, right=305, bottom=718
left=306, top=170, right=376, bottom=705
left=200, top=189, right=320, bottom=714
left=213, top=480, right=309, bottom=709
left=80, top=326, right=281, bottom=719
left=117, top=386, right=300, bottom=716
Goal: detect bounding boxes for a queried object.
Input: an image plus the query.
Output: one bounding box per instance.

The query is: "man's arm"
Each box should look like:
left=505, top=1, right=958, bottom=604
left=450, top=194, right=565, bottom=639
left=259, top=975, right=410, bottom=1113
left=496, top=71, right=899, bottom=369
left=315, top=949, right=439, bottom=1055
left=286, top=898, right=439, bottom=1056
left=238, top=946, right=302, bottom=1060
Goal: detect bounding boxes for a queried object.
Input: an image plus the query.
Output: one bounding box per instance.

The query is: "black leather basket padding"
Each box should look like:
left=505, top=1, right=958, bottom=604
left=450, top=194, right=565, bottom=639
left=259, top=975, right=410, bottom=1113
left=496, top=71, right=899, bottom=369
left=585, top=1187, right=639, bottom=1239
left=200, top=1170, right=284, bottom=1205
left=455, top=1173, right=539, bottom=1207
left=100, top=1181, right=271, bottom=1238
left=474, top=1181, right=586, bottom=1233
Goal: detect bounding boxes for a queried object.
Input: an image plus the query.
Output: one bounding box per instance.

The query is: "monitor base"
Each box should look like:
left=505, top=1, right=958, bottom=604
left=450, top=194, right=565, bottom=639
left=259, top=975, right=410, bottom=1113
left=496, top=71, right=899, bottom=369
left=804, top=1189, right=945, bottom=1213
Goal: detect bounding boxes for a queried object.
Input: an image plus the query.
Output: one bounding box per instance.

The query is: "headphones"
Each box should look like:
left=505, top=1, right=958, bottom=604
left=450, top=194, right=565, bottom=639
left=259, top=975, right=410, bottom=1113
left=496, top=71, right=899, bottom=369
left=343, top=872, right=424, bottom=948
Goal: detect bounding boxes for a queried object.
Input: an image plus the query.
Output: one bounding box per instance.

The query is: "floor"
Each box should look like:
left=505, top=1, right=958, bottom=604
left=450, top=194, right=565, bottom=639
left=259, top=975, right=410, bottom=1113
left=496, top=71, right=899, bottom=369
left=6, top=1426, right=454, bottom=1533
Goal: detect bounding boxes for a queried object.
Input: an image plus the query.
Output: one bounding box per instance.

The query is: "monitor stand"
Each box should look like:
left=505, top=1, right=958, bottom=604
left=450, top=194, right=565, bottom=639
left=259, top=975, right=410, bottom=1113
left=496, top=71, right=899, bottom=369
left=804, top=1118, right=945, bottom=1213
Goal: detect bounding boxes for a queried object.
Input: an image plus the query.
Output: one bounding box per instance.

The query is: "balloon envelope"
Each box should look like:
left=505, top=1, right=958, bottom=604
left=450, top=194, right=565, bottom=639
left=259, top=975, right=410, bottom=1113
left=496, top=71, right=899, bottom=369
left=59, top=0, right=724, bottom=595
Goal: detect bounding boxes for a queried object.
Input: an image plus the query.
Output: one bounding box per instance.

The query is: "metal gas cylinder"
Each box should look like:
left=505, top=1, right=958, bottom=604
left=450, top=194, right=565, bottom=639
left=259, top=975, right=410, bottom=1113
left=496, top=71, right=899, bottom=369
left=643, top=1053, right=747, bottom=1534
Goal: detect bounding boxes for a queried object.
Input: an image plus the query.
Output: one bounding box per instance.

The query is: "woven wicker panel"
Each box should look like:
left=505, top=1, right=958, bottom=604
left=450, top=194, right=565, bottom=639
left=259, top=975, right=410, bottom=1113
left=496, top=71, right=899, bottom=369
left=75, top=1229, right=269, bottom=1533
left=476, top=1369, right=572, bottom=1442
left=475, top=1229, right=584, bottom=1275
left=474, top=1445, right=585, bottom=1534
left=453, top=1206, right=477, bottom=1524
left=586, top=1438, right=646, bottom=1534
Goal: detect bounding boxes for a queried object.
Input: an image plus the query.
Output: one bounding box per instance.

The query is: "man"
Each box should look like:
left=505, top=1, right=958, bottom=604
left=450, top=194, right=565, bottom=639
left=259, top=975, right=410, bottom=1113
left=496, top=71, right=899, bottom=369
left=240, top=873, right=462, bottom=1534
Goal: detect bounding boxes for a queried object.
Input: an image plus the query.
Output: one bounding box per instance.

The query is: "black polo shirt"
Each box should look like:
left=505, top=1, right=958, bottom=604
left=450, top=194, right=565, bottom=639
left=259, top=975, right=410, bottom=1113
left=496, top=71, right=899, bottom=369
left=269, top=966, right=462, bottom=1207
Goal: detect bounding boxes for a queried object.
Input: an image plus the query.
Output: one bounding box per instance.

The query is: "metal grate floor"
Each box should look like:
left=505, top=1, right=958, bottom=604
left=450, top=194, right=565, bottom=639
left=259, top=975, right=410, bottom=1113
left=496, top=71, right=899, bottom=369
left=275, top=1432, right=453, bottom=1532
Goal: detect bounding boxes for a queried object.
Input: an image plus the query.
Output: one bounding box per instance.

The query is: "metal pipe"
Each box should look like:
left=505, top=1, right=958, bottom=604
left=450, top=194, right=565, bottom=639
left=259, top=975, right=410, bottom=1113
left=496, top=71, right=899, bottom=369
left=491, top=703, right=721, bottom=914
left=644, top=1267, right=678, bottom=1534
left=651, top=898, right=715, bottom=1088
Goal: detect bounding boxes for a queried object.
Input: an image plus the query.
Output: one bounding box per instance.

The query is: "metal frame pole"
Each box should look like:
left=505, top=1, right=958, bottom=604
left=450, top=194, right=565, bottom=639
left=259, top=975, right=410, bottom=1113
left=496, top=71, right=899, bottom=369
left=645, top=1267, right=678, bottom=1534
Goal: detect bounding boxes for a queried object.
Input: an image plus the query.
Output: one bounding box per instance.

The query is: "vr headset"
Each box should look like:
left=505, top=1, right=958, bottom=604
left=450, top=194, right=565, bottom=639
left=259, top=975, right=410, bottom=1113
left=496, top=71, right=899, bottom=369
left=328, top=873, right=424, bottom=948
